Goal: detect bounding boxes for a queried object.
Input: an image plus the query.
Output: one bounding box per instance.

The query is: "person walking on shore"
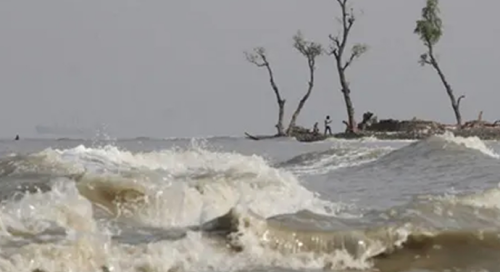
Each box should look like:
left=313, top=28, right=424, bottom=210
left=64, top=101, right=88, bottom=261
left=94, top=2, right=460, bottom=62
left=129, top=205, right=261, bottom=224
left=324, top=116, right=332, bottom=135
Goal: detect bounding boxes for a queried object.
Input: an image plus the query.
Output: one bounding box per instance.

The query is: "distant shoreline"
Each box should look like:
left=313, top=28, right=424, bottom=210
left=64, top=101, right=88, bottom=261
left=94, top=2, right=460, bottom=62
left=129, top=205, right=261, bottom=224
left=332, top=127, right=500, bottom=141
left=3, top=127, right=500, bottom=142
left=245, top=115, right=500, bottom=143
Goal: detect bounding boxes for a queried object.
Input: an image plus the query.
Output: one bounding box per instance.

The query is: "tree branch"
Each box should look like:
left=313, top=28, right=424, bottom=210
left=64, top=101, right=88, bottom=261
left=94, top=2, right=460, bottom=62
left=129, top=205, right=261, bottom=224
left=286, top=31, right=323, bottom=134
left=244, top=47, right=284, bottom=103
left=293, top=33, right=322, bottom=90
left=327, top=35, right=340, bottom=58
left=329, top=0, right=365, bottom=71
left=343, top=44, right=368, bottom=70
left=336, top=0, right=347, bottom=10
left=457, top=95, right=465, bottom=108
left=329, top=34, right=341, bottom=49
left=418, top=52, right=433, bottom=66
left=341, top=7, right=355, bottom=52
left=244, top=47, right=268, bottom=67
left=342, top=120, right=350, bottom=132
left=343, top=52, right=356, bottom=70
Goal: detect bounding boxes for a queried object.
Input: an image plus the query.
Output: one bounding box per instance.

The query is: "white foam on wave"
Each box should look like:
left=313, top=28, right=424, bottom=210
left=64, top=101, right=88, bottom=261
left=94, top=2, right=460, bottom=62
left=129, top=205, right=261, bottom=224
left=0, top=144, right=367, bottom=272
left=437, top=131, right=499, bottom=159
left=429, top=186, right=500, bottom=211
left=326, top=131, right=499, bottom=159
left=34, top=144, right=346, bottom=227
left=327, top=135, right=417, bottom=144
left=285, top=146, right=393, bottom=176
left=0, top=179, right=96, bottom=236
left=218, top=207, right=376, bottom=270
left=0, top=180, right=112, bottom=272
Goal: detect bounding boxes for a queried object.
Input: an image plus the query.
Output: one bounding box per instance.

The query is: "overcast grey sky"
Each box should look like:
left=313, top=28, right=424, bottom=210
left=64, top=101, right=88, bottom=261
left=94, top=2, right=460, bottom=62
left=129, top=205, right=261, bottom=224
left=0, top=0, right=498, bottom=138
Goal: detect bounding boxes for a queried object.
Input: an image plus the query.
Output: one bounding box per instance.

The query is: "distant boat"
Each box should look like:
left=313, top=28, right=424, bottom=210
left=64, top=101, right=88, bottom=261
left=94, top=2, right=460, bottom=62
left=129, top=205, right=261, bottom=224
left=35, top=125, right=89, bottom=136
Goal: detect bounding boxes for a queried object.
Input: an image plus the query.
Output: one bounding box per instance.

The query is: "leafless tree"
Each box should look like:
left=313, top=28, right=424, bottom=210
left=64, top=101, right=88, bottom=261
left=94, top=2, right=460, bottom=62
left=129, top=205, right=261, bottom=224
left=286, top=31, right=323, bottom=135
left=245, top=47, right=286, bottom=136
left=328, top=0, right=368, bottom=133
left=245, top=32, right=323, bottom=136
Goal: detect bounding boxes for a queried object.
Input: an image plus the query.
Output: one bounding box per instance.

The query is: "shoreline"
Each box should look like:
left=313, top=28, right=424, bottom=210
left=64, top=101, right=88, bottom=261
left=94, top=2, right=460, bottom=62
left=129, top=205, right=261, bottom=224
left=245, top=123, right=500, bottom=142
left=261, top=116, right=500, bottom=142
left=329, top=127, right=500, bottom=141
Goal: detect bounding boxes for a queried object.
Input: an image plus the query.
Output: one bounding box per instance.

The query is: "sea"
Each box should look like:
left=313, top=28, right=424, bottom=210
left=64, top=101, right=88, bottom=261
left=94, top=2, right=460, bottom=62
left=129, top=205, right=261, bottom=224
left=0, top=132, right=499, bottom=272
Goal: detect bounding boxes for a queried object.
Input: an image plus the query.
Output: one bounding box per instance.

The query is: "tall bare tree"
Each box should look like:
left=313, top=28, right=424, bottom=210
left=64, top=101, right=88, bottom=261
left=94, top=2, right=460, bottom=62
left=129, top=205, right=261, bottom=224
left=246, top=32, right=322, bottom=137
left=286, top=31, right=323, bottom=135
left=245, top=47, right=286, bottom=136
left=328, top=0, right=367, bottom=133
left=415, top=0, right=465, bottom=127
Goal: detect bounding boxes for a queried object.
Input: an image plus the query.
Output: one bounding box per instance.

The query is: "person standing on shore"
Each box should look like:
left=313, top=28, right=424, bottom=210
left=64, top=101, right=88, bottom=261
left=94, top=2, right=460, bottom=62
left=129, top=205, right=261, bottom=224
left=324, top=116, right=332, bottom=135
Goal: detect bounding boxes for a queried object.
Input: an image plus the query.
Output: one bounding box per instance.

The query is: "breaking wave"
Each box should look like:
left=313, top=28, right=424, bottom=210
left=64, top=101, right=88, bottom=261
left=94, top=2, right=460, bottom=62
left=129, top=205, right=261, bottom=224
left=353, top=132, right=499, bottom=178
left=202, top=185, right=500, bottom=271
left=0, top=143, right=354, bottom=271
left=0, top=132, right=498, bottom=271
left=276, top=145, right=393, bottom=175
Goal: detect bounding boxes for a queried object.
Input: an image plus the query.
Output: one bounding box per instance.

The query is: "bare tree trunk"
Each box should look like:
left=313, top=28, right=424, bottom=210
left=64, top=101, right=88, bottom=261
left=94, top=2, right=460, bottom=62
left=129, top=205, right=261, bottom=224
left=328, top=0, right=366, bottom=134
left=264, top=65, right=286, bottom=136
left=276, top=99, right=286, bottom=135
left=246, top=48, right=286, bottom=136
left=428, top=46, right=463, bottom=127
left=247, top=36, right=321, bottom=137
left=337, top=60, right=356, bottom=133
left=286, top=58, right=316, bottom=135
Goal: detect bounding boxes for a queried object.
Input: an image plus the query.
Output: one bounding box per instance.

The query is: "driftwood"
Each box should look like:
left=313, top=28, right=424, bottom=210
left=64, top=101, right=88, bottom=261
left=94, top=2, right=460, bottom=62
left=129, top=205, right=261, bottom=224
left=244, top=132, right=281, bottom=141
left=244, top=125, right=328, bottom=143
